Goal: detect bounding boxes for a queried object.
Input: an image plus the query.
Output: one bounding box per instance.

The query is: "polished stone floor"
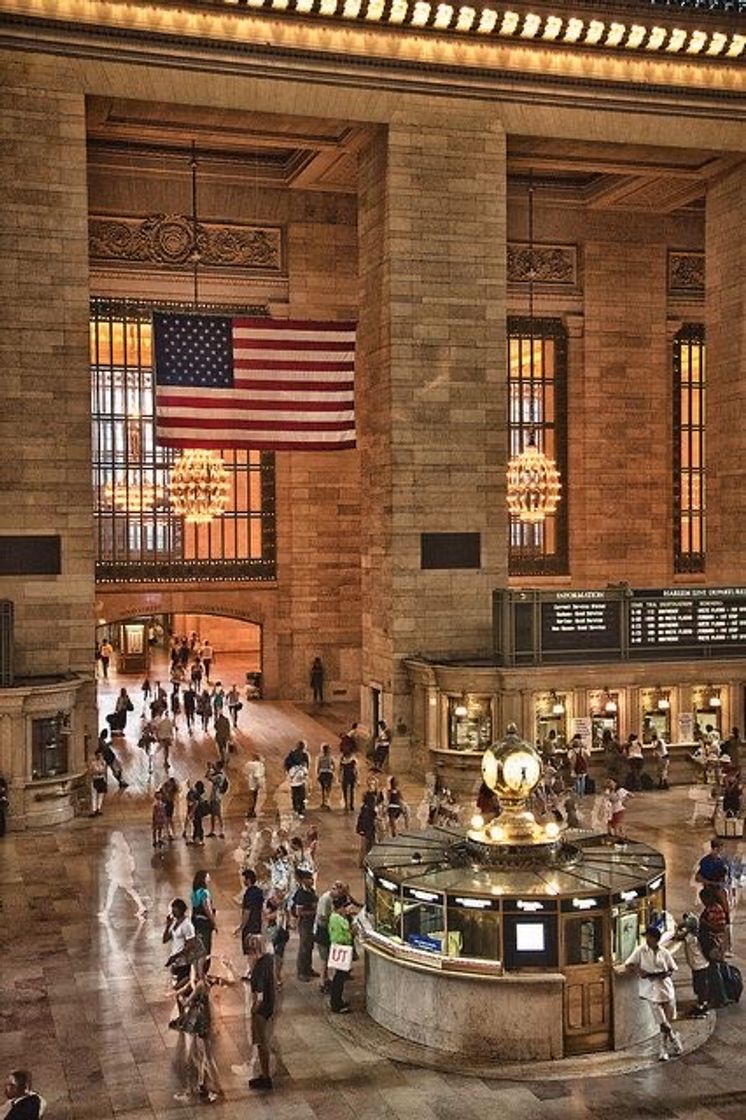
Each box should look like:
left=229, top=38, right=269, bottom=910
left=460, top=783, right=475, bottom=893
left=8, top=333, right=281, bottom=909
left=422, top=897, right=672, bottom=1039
left=2, top=659, right=745, bottom=1119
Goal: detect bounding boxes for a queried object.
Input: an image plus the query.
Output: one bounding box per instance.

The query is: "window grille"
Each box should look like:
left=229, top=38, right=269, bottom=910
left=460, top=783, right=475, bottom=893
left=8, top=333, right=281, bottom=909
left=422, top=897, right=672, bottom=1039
left=91, top=299, right=276, bottom=583
left=508, top=317, right=568, bottom=576
left=673, top=324, right=705, bottom=574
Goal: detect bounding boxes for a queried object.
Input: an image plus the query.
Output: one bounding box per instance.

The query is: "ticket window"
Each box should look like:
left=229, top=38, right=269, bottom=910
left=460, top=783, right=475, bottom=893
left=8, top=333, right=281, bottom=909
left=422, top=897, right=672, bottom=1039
left=642, top=710, right=670, bottom=744
left=694, top=708, right=722, bottom=739
left=563, top=914, right=606, bottom=966
left=446, top=904, right=500, bottom=960
left=448, top=696, right=492, bottom=752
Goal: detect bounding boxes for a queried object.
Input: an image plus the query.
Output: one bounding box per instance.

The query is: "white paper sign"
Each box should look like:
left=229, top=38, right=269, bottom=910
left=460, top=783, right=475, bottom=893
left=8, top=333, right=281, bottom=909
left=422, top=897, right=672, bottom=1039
left=328, top=943, right=353, bottom=972
left=571, top=717, right=593, bottom=752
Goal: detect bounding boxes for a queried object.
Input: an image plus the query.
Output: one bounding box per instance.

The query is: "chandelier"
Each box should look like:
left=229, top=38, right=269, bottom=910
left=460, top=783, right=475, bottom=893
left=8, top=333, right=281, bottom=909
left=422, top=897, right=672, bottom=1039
left=103, top=475, right=160, bottom=513
left=506, top=172, right=562, bottom=525
left=164, top=145, right=230, bottom=526
left=169, top=449, right=230, bottom=524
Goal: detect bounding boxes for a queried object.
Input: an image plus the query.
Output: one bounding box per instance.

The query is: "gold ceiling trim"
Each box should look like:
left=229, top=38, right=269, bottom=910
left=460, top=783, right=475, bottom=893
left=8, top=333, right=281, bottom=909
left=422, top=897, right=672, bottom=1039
left=214, top=0, right=745, bottom=61
left=0, top=0, right=743, bottom=99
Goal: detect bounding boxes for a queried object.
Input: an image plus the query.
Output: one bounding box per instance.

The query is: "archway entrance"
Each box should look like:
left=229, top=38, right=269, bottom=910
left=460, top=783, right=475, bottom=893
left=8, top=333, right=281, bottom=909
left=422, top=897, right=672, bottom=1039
left=95, top=613, right=263, bottom=696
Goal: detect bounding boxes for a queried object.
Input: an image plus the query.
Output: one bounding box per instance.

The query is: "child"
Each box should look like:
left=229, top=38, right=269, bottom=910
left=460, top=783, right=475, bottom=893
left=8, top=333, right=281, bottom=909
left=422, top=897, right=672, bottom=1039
left=674, top=913, right=712, bottom=1017
left=152, top=790, right=167, bottom=848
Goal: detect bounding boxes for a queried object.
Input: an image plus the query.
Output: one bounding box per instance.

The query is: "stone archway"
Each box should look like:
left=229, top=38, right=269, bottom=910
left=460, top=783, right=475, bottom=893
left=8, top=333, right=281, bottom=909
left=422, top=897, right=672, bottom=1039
left=96, top=587, right=280, bottom=695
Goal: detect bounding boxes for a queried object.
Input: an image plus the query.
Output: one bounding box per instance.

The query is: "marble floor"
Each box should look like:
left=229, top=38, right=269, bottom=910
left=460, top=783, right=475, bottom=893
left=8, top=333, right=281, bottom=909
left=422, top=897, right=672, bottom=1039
left=2, top=659, right=745, bottom=1119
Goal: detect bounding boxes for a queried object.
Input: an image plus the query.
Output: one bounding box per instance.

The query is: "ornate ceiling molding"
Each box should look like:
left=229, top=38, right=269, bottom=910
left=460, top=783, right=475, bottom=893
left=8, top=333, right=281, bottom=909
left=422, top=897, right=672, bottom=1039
left=89, top=213, right=285, bottom=274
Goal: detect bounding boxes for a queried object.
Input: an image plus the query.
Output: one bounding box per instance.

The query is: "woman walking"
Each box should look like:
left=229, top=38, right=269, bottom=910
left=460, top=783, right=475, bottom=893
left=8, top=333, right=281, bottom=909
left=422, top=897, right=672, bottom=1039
left=191, top=870, right=218, bottom=974
left=171, top=959, right=221, bottom=1104
left=89, top=750, right=108, bottom=817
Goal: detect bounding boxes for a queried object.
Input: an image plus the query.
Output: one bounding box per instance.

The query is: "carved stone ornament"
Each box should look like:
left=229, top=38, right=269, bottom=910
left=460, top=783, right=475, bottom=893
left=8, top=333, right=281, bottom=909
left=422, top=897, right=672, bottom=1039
left=668, top=251, right=705, bottom=295
left=508, top=243, right=577, bottom=286
left=89, top=214, right=284, bottom=273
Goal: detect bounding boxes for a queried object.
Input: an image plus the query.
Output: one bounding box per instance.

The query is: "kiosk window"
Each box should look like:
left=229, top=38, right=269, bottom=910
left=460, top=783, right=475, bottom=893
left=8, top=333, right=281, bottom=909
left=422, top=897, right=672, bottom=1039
left=614, top=910, right=641, bottom=963
left=402, top=900, right=445, bottom=947
left=375, top=885, right=401, bottom=940
left=31, top=716, right=69, bottom=780
left=504, top=913, right=558, bottom=970
left=563, top=915, right=605, bottom=966
left=447, top=907, right=500, bottom=960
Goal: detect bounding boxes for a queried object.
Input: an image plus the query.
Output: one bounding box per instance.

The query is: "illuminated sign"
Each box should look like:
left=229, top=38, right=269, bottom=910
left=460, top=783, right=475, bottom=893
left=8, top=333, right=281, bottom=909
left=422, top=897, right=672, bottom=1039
left=516, top=899, right=544, bottom=912
left=572, top=897, right=598, bottom=910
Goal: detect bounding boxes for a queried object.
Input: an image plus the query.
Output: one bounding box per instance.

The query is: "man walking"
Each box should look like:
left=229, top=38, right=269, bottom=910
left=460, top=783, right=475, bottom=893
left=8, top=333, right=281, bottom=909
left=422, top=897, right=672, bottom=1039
left=244, top=937, right=276, bottom=1091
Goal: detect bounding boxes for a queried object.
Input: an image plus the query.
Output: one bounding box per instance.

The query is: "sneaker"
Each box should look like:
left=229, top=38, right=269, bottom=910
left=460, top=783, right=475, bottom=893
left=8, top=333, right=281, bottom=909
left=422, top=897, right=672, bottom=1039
left=658, top=1043, right=670, bottom=1062
left=333, top=1005, right=351, bottom=1014
left=173, top=1091, right=192, bottom=1102
left=668, top=1031, right=683, bottom=1056
left=206, top=1091, right=218, bottom=1103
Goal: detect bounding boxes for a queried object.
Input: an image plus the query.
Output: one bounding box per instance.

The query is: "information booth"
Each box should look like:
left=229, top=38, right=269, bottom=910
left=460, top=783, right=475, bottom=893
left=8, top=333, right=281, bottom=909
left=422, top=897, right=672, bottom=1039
left=363, top=828, right=666, bottom=1059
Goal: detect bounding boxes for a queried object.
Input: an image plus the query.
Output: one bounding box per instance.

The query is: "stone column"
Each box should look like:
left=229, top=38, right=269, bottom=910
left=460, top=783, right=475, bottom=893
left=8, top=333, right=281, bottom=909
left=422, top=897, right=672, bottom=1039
left=706, top=165, right=746, bottom=583
left=0, top=72, right=96, bottom=813
left=357, top=107, right=507, bottom=753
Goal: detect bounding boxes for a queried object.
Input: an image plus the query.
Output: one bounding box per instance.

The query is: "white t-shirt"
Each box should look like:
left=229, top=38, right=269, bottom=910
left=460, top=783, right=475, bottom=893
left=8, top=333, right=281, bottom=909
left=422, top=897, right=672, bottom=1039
left=624, top=943, right=677, bottom=1003
left=169, top=916, right=195, bottom=958
left=289, top=764, right=309, bottom=787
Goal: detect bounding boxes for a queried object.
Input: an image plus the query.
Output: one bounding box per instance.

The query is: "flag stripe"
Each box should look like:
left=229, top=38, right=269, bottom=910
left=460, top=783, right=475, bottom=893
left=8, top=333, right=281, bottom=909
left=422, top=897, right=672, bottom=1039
left=154, top=313, right=356, bottom=452
left=159, top=436, right=357, bottom=452
left=159, top=416, right=354, bottom=432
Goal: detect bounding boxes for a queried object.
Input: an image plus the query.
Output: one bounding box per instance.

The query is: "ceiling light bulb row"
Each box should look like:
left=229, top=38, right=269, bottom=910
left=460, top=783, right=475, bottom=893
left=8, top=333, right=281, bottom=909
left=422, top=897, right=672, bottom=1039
left=225, top=0, right=746, bottom=59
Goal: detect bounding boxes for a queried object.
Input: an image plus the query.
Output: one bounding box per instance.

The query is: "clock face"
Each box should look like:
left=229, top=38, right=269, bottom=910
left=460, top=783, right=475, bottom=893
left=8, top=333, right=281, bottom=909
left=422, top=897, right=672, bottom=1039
left=501, top=750, right=542, bottom=794
left=482, top=750, right=499, bottom=791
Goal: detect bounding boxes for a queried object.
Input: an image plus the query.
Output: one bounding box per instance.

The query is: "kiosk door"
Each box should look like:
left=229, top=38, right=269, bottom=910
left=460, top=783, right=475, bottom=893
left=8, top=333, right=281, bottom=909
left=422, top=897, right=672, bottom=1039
left=561, top=912, right=612, bottom=1054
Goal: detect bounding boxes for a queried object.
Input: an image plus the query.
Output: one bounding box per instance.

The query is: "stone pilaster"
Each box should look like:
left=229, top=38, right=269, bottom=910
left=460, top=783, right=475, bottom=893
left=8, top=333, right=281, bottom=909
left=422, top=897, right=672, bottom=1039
left=705, top=165, right=746, bottom=584
left=572, top=241, right=670, bottom=584
left=0, top=75, right=96, bottom=791
left=357, top=109, right=507, bottom=732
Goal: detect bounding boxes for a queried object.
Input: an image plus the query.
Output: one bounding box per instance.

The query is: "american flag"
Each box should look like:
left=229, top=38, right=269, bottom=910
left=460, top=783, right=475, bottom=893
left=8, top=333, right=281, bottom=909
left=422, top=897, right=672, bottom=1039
left=153, top=313, right=356, bottom=451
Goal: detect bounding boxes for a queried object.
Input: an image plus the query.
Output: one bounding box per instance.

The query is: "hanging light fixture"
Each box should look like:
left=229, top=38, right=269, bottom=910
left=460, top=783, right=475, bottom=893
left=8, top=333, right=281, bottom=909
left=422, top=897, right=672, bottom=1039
left=167, top=142, right=230, bottom=525
left=506, top=172, right=562, bottom=524
left=102, top=416, right=165, bottom=512
left=656, top=687, right=671, bottom=712
left=707, top=684, right=722, bottom=709
left=550, top=690, right=565, bottom=716
left=169, top=448, right=230, bottom=524
left=454, top=694, right=469, bottom=719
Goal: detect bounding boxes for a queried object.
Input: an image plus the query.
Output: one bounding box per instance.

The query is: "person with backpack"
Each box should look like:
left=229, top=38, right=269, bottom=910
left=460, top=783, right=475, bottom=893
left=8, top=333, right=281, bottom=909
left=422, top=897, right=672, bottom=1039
left=206, top=761, right=229, bottom=839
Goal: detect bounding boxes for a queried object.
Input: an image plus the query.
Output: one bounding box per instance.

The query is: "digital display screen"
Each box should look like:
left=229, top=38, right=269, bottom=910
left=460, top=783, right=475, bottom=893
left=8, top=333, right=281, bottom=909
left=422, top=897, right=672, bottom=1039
left=541, top=592, right=623, bottom=657
left=629, top=588, right=746, bottom=656
left=515, top=922, right=545, bottom=953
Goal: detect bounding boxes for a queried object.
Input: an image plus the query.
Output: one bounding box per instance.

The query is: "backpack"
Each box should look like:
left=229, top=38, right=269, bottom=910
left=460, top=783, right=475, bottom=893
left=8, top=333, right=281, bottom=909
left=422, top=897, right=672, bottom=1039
left=721, top=962, right=743, bottom=1003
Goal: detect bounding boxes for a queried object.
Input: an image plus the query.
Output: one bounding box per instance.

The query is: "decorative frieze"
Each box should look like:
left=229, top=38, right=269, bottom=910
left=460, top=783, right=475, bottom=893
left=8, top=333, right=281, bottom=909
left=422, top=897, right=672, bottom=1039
left=668, top=250, right=705, bottom=296
left=508, top=243, right=577, bottom=286
left=89, top=213, right=284, bottom=274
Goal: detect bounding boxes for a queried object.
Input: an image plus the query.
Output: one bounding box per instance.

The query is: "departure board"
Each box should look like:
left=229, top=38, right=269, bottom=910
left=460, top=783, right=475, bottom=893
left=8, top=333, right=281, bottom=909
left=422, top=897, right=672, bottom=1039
left=540, top=592, right=623, bottom=658
left=629, top=588, right=746, bottom=657
left=494, top=586, right=746, bottom=666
